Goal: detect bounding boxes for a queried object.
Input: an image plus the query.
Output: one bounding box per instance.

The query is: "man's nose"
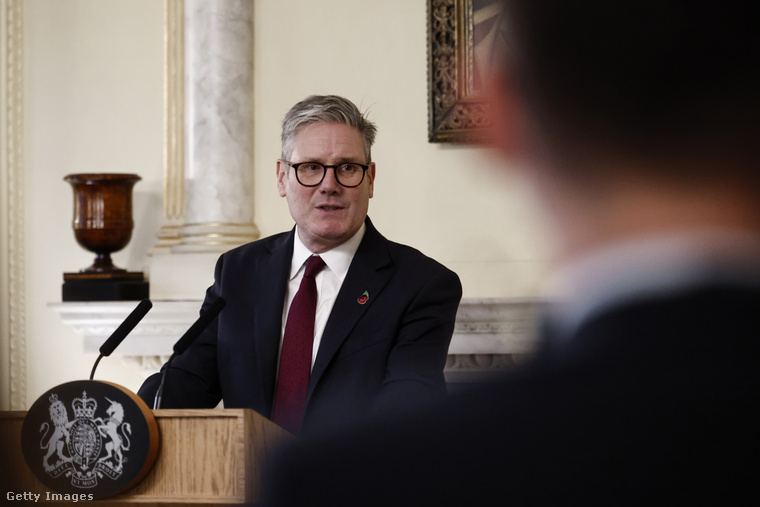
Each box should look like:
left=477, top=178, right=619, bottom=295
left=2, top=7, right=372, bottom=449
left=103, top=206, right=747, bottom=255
left=319, top=167, right=341, bottom=192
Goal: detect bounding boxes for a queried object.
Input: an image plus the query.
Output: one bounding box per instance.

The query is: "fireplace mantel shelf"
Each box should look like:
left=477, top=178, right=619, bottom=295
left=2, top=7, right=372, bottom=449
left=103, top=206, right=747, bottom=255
left=49, top=298, right=543, bottom=382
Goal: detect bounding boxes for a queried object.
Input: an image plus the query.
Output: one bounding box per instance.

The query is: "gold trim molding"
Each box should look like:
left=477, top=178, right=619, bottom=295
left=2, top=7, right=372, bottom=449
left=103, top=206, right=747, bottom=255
left=1, top=0, right=26, bottom=410
left=150, top=0, right=185, bottom=254
left=164, top=0, right=184, bottom=220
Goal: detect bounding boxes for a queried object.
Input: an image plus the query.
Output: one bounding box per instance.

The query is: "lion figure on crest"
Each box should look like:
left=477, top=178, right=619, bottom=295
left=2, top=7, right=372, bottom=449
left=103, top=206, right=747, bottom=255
left=39, top=395, right=73, bottom=471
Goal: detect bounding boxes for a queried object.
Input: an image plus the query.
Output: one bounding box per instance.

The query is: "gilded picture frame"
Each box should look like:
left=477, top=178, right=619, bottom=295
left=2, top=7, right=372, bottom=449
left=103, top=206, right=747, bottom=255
left=427, top=0, right=504, bottom=143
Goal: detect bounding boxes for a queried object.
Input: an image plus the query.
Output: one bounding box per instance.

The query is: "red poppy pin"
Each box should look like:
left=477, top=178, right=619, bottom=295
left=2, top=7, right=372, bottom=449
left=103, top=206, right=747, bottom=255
left=357, top=291, right=370, bottom=305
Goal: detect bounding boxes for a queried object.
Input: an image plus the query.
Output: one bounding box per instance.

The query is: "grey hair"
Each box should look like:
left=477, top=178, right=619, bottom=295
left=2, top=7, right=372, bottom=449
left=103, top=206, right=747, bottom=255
left=281, top=95, right=377, bottom=162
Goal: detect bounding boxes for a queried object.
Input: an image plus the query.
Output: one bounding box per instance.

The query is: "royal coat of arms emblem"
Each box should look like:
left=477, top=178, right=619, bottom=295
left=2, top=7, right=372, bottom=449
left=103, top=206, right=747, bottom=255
left=22, top=380, right=158, bottom=499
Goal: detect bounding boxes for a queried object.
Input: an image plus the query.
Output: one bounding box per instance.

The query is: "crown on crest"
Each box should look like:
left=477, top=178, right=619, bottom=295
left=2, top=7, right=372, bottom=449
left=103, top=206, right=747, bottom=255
left=49, top=393, right=59, bottom=404
left=72, top=391, right=97, bottom=419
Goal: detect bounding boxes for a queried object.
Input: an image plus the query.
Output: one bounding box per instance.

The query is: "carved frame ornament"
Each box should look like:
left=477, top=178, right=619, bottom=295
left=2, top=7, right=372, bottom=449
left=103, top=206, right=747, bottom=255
left=427, top=0, right=504, bottom=143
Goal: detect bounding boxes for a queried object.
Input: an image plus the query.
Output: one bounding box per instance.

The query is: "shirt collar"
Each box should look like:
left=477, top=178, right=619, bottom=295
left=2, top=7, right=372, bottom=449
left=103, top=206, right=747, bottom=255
left=290, top=223, right=367, bottom=281
left=542, top=228, right=760, bottom=338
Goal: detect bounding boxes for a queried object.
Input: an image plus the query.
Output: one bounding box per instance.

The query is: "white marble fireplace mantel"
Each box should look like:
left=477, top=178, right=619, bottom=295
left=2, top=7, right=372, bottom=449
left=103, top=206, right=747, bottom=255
left=49, top=298, right=544, bottom=383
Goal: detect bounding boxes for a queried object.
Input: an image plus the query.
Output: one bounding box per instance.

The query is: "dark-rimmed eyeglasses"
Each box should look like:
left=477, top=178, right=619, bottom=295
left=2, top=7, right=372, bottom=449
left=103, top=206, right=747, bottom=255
left=285, top=161, right=369, bottom=188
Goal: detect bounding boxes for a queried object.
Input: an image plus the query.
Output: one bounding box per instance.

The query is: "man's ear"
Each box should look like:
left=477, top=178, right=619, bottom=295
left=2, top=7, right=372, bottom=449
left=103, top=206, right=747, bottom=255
left=276, top=159, right=287, bottom=197
left=367, top=163, right=376, bottom=199
left=483, top=67, right=531, bottom=159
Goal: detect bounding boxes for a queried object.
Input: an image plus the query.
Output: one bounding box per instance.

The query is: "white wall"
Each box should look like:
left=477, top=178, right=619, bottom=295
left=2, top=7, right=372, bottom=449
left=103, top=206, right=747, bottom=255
left=252, top=1, right=554, bottom=298
left=19, top=0, right=555, bottom=407
left=24, top=0, right=164, bottom=402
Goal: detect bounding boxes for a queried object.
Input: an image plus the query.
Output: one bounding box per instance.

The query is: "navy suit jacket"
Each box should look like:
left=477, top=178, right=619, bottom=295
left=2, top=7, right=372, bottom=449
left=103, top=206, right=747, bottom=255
left=263, top=282, right=760, bottom=505
left=138, top=218, right=462, bottom=435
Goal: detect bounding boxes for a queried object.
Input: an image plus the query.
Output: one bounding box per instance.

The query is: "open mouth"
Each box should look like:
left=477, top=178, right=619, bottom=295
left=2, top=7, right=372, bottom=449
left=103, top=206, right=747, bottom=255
left=318, top=205, right=343, bottom=211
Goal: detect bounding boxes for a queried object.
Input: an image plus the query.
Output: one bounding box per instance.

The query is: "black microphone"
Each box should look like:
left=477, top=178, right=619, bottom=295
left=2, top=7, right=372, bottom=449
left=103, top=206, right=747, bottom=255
left=173, top=297, right=227, bottom=355
left=153, top=297, right=226, bottom=409
left=89, top=298, right=153, bottom=380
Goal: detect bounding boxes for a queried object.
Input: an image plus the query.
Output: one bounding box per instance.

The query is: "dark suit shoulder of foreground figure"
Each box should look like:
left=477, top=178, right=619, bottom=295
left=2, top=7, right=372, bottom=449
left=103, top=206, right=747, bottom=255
left=262, top=282, right=760, bottom=506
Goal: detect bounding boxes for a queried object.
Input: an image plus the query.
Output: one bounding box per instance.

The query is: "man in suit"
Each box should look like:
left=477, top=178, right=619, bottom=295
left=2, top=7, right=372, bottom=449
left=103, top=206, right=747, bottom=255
left=262, top=1, right=760, bottom=504
left=138, top=95, right=462, bottom=436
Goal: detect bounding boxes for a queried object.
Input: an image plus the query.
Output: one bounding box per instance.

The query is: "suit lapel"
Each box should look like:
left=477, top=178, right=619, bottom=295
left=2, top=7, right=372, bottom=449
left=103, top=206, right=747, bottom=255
left=251, top=229, right=294, bottom=414
left=307, top=219, right=393, bottom=402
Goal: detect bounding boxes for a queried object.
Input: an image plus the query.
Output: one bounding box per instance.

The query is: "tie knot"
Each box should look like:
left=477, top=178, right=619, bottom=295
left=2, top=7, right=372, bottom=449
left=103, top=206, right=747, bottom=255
left=304, top=255, right=326, bottom=278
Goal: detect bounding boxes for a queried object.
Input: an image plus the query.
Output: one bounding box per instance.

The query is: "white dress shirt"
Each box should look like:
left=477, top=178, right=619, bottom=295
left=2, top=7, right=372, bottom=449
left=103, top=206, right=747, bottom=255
left=281, top=223, right=366, bottom=368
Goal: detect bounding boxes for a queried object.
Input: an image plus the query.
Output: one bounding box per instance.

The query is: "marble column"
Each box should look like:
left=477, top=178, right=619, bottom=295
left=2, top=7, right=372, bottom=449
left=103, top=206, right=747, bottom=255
left=174, top=0, right=258, bottom=253
left=148, top=0, right=258, bottom=299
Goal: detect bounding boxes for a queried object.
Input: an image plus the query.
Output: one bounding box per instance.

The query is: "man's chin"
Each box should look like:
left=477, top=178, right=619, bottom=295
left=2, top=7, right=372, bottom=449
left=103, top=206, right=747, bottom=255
left=317, top=229, right=351, bottom=243
left=296, top=227, right=347, bottom=252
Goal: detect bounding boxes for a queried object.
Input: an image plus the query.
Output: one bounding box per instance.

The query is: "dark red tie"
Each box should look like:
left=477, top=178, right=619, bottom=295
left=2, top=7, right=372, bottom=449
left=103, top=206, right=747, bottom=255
left=272, top=255, right=326, bottom=434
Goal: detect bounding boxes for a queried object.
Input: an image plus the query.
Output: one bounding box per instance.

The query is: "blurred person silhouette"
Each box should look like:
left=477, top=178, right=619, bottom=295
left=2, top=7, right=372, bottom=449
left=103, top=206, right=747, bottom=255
left=262, top=0, right=760, bottom=505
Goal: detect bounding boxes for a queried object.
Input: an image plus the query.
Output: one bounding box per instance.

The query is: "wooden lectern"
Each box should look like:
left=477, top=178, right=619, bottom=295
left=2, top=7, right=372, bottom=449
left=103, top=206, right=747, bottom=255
left=0, top=409, right=292, bottom=505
